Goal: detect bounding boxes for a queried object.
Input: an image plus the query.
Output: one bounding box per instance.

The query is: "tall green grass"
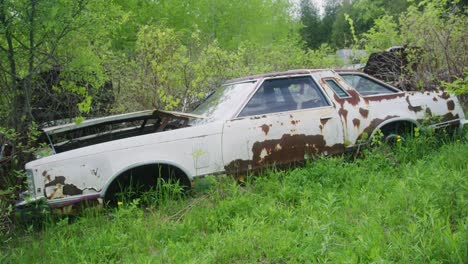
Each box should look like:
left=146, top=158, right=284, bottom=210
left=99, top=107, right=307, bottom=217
left=1, top=134, right=467, bottom=263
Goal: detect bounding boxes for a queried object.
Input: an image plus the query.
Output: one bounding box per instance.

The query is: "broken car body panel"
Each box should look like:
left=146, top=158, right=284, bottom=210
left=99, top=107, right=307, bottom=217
left=17, top=70, right=466, bottom=208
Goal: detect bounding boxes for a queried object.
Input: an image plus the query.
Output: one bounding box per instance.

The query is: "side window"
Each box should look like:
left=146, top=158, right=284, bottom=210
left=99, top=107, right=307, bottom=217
left=325, top=79, right=349, bottom=98
left=238, top=76, right=329, bottom=117
left=339, top=74, right=398, bottom=96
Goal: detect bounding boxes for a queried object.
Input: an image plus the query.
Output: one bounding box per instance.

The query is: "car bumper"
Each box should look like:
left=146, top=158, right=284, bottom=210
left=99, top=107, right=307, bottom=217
left=14, top=191, right=46, bottom=209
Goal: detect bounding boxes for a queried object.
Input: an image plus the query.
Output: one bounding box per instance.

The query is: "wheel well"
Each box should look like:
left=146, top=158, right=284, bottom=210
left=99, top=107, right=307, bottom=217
left=103, top=163, right=191, bottom=204
left=377, top=120, right=416, bottom=138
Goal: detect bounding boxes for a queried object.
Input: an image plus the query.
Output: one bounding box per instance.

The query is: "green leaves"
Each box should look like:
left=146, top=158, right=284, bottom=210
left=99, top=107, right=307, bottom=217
left=361, top=15, right=402, bottom=56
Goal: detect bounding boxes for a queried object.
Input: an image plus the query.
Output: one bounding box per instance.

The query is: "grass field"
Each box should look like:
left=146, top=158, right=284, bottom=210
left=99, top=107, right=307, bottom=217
left=1, top=133, right=467, bottom=263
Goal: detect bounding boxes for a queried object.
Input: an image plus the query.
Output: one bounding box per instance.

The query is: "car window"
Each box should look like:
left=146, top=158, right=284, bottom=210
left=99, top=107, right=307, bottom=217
left=191, top=81, right=257, bottom=124
left=339, top=74, right=398, bottom=96
left=238, top=76, right=329, bottom=117
left=325, top=79, right=349, bottom=98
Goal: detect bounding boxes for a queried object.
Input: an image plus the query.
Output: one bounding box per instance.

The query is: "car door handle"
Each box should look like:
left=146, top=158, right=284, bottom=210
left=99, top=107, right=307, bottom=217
left=320, top=116, right=333, bottom=120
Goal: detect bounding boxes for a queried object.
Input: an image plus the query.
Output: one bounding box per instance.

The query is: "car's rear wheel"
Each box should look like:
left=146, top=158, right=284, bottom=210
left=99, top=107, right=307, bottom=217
left=379, top=121, right=415, bottom=145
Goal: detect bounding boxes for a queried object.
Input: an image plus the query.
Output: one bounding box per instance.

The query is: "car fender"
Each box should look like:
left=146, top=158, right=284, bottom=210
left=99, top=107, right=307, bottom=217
left=369, top=117, right=420, bottom=139
left=100, top=159, right=193, bottom=198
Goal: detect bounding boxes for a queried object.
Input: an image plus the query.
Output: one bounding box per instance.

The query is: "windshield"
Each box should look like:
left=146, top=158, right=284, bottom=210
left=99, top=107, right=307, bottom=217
left=191, top=81, right=257, bottom=124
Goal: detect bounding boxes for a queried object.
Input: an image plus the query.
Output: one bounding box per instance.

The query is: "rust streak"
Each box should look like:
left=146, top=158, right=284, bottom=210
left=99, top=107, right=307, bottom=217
left=352, top=118, right=360, bottom=128
left=359, top=108, right=369, bottom=118
left=338, top=108, right=348, bottom=124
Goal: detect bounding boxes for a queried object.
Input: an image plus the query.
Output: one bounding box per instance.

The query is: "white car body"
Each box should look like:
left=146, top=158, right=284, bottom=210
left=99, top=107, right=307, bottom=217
left=17, top=69, right=466, bottom=208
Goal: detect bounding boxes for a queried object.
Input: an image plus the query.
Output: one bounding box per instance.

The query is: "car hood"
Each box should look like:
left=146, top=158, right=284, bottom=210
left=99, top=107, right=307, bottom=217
left=28, top=115, right=223, bottom=168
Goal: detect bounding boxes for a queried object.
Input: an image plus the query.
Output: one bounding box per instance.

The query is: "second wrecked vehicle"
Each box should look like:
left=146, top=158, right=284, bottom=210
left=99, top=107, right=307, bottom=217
left=17, top=69, right=467, bottom=209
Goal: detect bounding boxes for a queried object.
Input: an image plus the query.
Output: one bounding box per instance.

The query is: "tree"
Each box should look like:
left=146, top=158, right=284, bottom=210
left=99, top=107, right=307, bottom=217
left=0, top=0, right=123, bottom=132
left=112, top=0, right=299, bottom=51
left=299, top=0, right=322, bottom=49
left=0, top=0, right=124, bottom=177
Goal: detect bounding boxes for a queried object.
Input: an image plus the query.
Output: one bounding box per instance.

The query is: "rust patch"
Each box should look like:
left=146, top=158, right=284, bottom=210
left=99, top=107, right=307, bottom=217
left=45, top=176, right=83, bottom=198
left=447, top=100, right=455, bottom=111
left=352, top=118, right=360, bottom=128
left=333, top=90, right=361, bottom=107
left=433, top=97, right=438, bottom=102
left=359, top=108, right=369, bottom=118
left=405, top=96, right=423, bottom=112
left=224, top=159, right=252, bottom=175
left=260, top=124, right=270, bottom=135
left=252, top=134, right=344, bottom=167
left=442, top=112, right=460, bottom=122
left=42, top=171, right=47, bottom=177
left=439, top=92, right=450, bottom=100
left=333, top=94, right=345, bottom=108
left=320, top=118, right=329, bottom=126
left=225, top=134, right=344, bottom=175
left=346, top=90, right=361, bottom=106
left=62, top=184, right=82, bottom=196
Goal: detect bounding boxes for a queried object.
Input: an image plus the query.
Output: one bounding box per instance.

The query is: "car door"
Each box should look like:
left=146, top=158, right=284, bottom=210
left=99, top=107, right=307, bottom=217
left=222, top=75, right=344, bottom=175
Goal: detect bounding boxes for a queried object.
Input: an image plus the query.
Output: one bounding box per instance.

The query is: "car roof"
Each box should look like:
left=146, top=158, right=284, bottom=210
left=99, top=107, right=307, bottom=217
left=225, top=69, right=328, bottom=84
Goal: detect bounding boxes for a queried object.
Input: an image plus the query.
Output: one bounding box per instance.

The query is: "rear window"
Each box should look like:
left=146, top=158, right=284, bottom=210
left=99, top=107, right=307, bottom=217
left=339, top=74, right=398, bottom=96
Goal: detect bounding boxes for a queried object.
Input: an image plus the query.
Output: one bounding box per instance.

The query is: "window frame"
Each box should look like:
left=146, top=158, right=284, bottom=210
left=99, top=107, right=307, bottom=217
left=233, top=74, right=333, bottom=119
left=323, top=78, right=352, bottom=99
left=338, top=72, right=402, bottom=97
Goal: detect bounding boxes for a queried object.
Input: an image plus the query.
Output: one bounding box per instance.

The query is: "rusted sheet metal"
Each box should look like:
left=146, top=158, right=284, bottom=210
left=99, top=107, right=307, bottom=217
left=18, top=69, right=466, bottom=209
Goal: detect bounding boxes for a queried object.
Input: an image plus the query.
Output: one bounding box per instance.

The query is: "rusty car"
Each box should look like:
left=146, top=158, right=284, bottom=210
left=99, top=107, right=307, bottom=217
left=16, top=69, right=467, bottom=209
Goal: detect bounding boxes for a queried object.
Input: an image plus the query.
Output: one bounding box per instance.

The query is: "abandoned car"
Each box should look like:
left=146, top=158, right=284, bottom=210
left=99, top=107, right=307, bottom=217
left=16, top=69, right=467, bottom=209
